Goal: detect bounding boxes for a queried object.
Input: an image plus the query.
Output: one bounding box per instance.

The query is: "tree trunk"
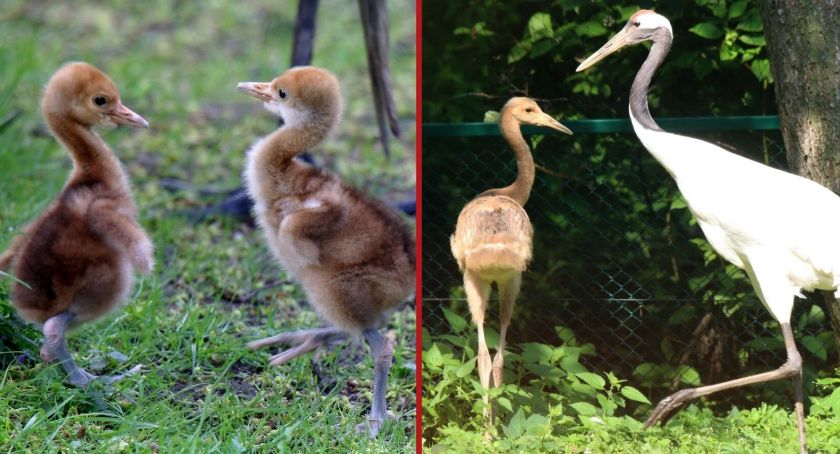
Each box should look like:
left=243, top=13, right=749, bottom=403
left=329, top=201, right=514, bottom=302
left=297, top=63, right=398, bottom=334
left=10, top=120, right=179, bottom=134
left=760, top=0, right=840, bottom=355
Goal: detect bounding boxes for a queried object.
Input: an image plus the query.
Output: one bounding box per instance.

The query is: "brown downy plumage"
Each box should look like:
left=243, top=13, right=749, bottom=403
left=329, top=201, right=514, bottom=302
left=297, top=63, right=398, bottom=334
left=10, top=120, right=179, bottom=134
left=450, top=97, right=571, bottom=430
left=0, top=62, right=150, bottom=387
left=237, top=66, right=414, bottom=437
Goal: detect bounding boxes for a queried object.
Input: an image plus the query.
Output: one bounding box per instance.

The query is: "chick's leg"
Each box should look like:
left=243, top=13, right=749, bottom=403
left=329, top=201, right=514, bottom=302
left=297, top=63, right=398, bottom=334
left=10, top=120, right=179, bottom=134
left=247, top=326, right=347, bottom=366
left=41, top=312, right=141, bottom=387
left=357, top=328, right=394, bottom=438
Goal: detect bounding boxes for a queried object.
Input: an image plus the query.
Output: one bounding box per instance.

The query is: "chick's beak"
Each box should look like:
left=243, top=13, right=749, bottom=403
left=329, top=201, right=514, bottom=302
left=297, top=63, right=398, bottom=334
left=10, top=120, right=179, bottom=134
left=110, top=103, right=149, bottom=128
left=536, top=112, right=573, bottom=135
left=237, top=82, right=273, bottom=102
left=576, top=27, right=634, bottom=72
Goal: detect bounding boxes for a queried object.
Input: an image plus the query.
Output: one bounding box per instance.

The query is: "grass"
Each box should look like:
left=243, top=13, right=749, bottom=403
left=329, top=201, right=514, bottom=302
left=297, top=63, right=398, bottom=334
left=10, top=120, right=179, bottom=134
left=423, top=321, right=840, bottom=453
left=0, top=0, right=416, bottom=452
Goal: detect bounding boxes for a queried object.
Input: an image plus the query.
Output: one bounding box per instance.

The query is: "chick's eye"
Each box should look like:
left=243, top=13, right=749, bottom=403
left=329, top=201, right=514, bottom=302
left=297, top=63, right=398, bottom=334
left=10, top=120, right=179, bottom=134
left=525, top=108, right=533, bottom=113
left=278, top=89, right=287, bottom=99
left=93, top=96, right=107, bottom=106
left=633, top=21, right=640, bottom=27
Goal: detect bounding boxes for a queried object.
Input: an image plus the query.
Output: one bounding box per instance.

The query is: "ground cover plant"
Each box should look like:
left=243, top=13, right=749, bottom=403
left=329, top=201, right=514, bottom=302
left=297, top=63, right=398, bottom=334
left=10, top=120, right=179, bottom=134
left=423, top=317, right=840, bottom=452
left=0, top=0, right=416, bottom=452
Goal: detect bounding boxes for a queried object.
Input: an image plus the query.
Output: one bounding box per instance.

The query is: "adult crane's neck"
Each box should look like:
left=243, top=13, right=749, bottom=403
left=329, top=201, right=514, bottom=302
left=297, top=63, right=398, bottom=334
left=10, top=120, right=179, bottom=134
left=629, top=32, right=672, bottom=132
left=489, top=115, right=534, bottom=206
left=45, top=113, right=126, bottom=188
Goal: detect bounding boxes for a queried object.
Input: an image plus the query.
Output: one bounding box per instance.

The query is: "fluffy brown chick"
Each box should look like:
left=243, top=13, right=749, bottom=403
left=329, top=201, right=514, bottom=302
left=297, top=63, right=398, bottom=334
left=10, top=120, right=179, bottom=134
left=0, top=62, right=151, bottom=387
left=237, top=66, right=415, bottom=437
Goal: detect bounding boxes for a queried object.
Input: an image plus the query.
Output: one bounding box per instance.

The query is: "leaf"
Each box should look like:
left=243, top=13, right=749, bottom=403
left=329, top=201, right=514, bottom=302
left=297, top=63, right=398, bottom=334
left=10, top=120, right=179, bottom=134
left=570, top=402, right=598, bottom=416
left=676, top=365, right=701, bottom=386
left=736, top=10, right=763, bottom=32
left=719, top=42, right=739, bottom=62
left=729, top=1, right=748, bottom=19
left=525, top=363, right=564, bottom=378
left=497, top=397, right=513, bottom=412
left=621, top=386, right=651, bottom=404
left=425, top=343, right=443, bottom=368
left=503, top=409, right=526, bottom=438
left=0, top=270, right=31, bottom=289
left=570, top=382, right=597, bottom=396
left=441, top=307, right=468, bottom=332
left=508, top=41, right=531, bottom=64
left=690, top=22, right=724, bottom=40
left=750, top=59, right=773, bottom=85
left=739, top=34, right=765, bottom=46
left=524, top=414, right=549, bottom=431
left=453, top=22, right=494, bottom=37
left=575, top=21, right=607, bottom=38
left=527, top=13, right=554, bottom=40
left=576, top=372, right=606, bottom=389
left=521, top=342, right=553, bottom=363
left=555, top=326, right=576, bottom=344
left=483, top=110, right=500, bottom=123
left=455, top=357, right=476, bottom=377
left=801, top=335, right=828, bottom=361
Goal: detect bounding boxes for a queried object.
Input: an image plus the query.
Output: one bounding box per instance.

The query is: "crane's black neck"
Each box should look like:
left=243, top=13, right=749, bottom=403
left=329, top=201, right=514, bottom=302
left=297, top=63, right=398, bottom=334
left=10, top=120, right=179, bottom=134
left=629, top=30, right=672, bottom=132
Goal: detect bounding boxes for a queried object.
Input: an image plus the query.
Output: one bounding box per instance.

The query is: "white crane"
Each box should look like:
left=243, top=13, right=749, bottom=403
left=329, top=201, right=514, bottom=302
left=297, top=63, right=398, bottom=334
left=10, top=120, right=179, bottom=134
left=577, top=9, right=840, bottom=454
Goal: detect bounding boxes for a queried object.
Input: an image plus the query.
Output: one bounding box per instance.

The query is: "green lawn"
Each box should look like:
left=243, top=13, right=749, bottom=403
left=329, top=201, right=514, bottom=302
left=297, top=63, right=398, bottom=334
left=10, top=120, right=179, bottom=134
left=0, top=0, right=416, bottom=452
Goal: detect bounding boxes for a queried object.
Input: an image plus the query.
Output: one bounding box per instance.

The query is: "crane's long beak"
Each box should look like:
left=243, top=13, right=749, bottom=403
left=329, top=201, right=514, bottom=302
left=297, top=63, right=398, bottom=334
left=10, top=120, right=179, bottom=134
left=237, top=82, right=273, bottom=102
left=110, top=102, right=149, bottom=128
left=576, top=28, right=633, bottom=72
left=535, top=112, right=573, bottom=135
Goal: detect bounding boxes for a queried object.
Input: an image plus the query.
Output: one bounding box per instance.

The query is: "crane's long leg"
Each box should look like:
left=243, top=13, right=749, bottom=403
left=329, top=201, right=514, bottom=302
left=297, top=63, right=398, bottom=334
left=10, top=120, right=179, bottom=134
left=358, top=0, right=400, bottom=158
left=356, top=328, right=395, bottom=438
left=41, top=312, right=142, bottom=387
left=489, top=273, right=519, bottom=425
left=247, top=326, right=346, bottom=366
left=644, top=322, right=805, bottom=450
left=464, top=270, right=492, bottom=426
left=291, top=0, right=318, bottom=67
left=493, top=273, right=520, bottom=390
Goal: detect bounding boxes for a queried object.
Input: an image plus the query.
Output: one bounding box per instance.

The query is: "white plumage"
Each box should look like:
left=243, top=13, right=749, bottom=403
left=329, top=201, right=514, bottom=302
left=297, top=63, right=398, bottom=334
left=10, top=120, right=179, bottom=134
left=578, top=9, right=825, bottom=452
left=631, top=113, right=840, bottom=321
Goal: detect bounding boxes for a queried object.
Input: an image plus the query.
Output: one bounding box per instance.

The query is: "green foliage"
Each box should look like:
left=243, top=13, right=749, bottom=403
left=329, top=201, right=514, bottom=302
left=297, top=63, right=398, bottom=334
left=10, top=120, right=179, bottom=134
left=690, top=0, right=772, bottom=87
left=423, top=313, right=840, bottom=451
left=423, top=318, right=652, bottom=447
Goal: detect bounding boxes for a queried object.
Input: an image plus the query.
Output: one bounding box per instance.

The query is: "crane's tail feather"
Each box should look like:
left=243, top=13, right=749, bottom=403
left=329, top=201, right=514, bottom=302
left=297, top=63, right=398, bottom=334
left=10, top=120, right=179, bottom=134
left=463, top=242, right=531, bottom=273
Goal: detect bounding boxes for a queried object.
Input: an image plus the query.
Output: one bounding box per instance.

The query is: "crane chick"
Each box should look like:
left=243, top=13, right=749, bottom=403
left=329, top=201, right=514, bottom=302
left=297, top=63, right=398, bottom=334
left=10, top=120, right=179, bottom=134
left=450, top=97, right=571, bottom=430
left=0, top=62, right=150, bottom=387
left=237, top=66, right=415, bottom=438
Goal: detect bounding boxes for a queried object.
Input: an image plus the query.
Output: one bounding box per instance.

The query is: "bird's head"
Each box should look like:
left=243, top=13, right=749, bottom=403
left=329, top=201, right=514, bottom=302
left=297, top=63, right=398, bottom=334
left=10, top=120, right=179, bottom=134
left=41, top=62, right=149, bottom=129
left=502, top=97, right=573, bottom=135
left=576, top=10, right=673, bottom=72
left=237, top=66, right=342, bottom=130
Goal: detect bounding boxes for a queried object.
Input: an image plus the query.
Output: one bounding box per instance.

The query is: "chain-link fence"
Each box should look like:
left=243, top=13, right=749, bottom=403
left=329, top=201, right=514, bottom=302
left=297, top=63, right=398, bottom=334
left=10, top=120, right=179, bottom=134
left=423, top=121, right=837, bottom=408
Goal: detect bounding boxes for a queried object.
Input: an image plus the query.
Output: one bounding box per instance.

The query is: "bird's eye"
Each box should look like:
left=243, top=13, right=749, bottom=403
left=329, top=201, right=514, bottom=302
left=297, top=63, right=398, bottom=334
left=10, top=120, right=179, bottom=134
left=93, top=96, right=107, bottom=106
left=633, top=21, right=641, bottom=27
left=525, top=108, right=533, bottom=113
left=278, top=89, right=287, bottom=99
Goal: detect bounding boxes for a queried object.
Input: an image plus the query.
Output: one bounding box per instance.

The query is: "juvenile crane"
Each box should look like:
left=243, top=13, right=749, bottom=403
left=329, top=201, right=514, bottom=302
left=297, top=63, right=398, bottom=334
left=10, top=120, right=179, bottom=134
left=237, top=66, right=415, bottom=438
left=0, top=62, right=149, bottom=387
left=450, top=97, right=571, bottom=427
left=577, top=9, right=840, bottom=453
